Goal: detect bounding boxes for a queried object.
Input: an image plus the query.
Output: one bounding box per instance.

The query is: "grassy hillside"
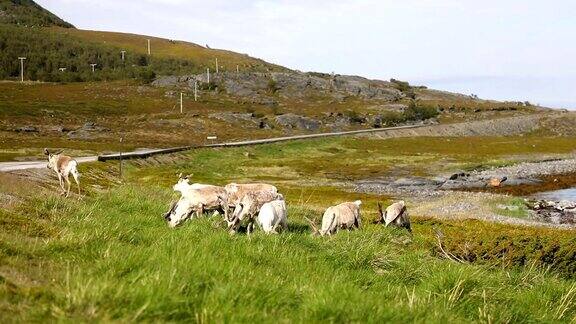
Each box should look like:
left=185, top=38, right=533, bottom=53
left=0, top=0, right=285, bottom=82
left=57, top=27, right=287, bottom=73
left=1, top=137, right=575, bottom=322
left=0, top=23, right=284, bottom=82
left=0, top=0, right=73, bottom=28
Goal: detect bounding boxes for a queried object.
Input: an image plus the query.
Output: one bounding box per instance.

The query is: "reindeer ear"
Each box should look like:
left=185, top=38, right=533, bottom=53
left=44, top=148, right=50, bottom=155
left=177, top=172, right=183, bottom=179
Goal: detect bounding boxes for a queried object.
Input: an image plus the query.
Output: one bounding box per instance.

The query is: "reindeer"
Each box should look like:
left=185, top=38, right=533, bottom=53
left=377, top=201, right=411, bottom=232
left=306, top=201, right=362, bottom=236
left=44, top=148, right=81, bottom=197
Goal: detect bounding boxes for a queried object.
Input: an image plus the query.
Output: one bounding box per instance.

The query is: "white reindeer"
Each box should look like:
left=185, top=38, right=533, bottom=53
left=44, top=148, right=80, bottom=197
left=257, top=198, right=288, bottom=234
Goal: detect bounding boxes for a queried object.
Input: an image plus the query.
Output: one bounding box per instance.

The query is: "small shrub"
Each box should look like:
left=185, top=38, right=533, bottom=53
left=267, top=79, right=280, bottom=94
left=345, top=110, right=366, bottom=124
left=404, top=100, right=439, bottom=121
left=199, top=81, right=218, bottom=91
left=390, top=78, right=411, bottom=92
left=377, top=111, right=406, bottom=127
left=137, top=69, right=156, bottom=84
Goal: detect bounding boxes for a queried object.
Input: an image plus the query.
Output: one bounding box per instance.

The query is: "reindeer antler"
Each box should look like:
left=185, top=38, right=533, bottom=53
left=374, top=202, right=385, bottom=224
left=304, top=216, right=319, bottom=233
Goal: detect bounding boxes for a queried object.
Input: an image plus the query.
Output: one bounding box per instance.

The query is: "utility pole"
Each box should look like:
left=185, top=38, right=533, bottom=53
left=147, top=39, right=151, bottom=55
left=180, top=92, right=183, bottom=113
left=119, top=136, right=123, bottom=181
left=121, top=50, right=126, bottom=61
left=90, top=63, right=97, bottom=72
left=215, top=58, right=219, bottom=74
left=18, top=57, right=26, bottom=82
left=194, top=81, right=198, bottom=101
left=206, top=68, right=210, bottom=83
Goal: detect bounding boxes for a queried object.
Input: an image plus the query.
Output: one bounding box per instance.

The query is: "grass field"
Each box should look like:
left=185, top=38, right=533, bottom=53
left=1, top=136, right=576, bottom=322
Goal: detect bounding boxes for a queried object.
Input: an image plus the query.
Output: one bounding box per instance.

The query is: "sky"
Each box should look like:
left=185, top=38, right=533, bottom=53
left=37, top=0, right=576, bottom=109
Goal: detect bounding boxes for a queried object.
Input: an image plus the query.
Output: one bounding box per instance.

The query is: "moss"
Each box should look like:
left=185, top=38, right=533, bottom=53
left=418, top=218, right=576, bottom=278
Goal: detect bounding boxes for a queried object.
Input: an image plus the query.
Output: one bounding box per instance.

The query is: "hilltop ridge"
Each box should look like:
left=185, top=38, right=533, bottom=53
left=0, top=0, right=73, bottom=28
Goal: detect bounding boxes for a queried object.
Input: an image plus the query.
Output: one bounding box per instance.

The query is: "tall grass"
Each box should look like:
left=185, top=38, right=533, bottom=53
left=1, top=185, right=575, bottom=322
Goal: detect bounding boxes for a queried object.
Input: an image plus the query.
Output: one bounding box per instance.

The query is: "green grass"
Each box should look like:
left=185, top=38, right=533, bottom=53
left=133, top=136, right=576, bottom=185
left=2, top=135, right=576, bottom=322
left=491, top=197, right=531, bottom=219
left=1, top=185, right=575, bottom=322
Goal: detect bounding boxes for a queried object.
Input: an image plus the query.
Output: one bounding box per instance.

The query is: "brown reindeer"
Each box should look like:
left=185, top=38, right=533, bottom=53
left=44, top=148, right=81, bottom=197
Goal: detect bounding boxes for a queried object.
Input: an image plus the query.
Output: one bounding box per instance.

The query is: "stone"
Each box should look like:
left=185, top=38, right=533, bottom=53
left=14, top=126, right=38, bottom=133
left=275, top=113, right=320, bottom=131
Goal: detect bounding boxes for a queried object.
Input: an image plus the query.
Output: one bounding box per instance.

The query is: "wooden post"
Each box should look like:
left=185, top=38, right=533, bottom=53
left=18, top=57, right=26, bottom=82
left=119, top=137, right=124, bottom=180
left=180, top=92, right=183, bottom=113
left=207, top=68, right=210, bottom=83
left=147, top=39, right=151, bottom=55
left=215, top=58, right=219, bottom=74
left=194, top=81, right=198, bottom=101
left=236, top=65, right=239, bottom=74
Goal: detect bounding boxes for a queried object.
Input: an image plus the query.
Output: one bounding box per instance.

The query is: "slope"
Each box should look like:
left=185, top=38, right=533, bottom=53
left=0, top=0, right=73, bottom=28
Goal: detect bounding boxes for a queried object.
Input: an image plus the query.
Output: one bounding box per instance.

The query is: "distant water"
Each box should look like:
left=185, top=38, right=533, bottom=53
left=534, top=187, right=576, bottom=201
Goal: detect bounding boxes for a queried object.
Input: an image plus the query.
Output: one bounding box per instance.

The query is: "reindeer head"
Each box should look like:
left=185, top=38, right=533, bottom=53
left=44, top=148, right=63, bottom=170
left=173, top=173, right=192, bottom=193
left=227, top=193, right=257, bottom=232
left=165, top=197, right=195, bottom=228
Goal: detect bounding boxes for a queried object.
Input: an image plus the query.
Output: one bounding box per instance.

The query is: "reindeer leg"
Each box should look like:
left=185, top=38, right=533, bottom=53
left=247, top=219, right=254, bottom=235
left=72, top=169, right=81, bottom=196
left=57, top=173, right=65, bottom=195
left=64, top=175, right=71, bottom=198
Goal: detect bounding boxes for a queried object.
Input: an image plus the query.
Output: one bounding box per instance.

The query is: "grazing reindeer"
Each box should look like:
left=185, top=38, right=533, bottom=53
left=377, top=201, right=411, bottom=232
left=306, top=201, right=362, bottom=236
left=44, top=148, right=81, bottom=197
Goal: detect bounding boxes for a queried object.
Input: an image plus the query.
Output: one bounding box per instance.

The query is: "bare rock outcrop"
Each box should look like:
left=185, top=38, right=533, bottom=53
left=275, top=113, right=320, bottom=131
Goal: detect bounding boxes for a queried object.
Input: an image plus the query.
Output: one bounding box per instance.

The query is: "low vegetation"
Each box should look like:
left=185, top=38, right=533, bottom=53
left=1, top=135, right=576, bottom=321
left=0, top=24, right=203, bottom=82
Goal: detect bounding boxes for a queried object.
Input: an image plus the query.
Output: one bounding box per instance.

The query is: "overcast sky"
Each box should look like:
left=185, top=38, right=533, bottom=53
left=38, top=0, right=576, bottom=109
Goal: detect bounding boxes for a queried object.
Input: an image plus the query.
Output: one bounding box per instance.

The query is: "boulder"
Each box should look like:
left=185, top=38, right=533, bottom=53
left=67, top=122, right=110, bottom=140
left=14, top=126, right=38, bottom=133
left=275, top=113, right=320, bottom=131
left=527, top=199, right=576, bottom=224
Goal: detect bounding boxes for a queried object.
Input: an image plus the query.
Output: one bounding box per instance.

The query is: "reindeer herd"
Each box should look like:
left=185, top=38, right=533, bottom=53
left=164, top=173, right=411, bottom=235
left=44, top=150, right=411, bottom=235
